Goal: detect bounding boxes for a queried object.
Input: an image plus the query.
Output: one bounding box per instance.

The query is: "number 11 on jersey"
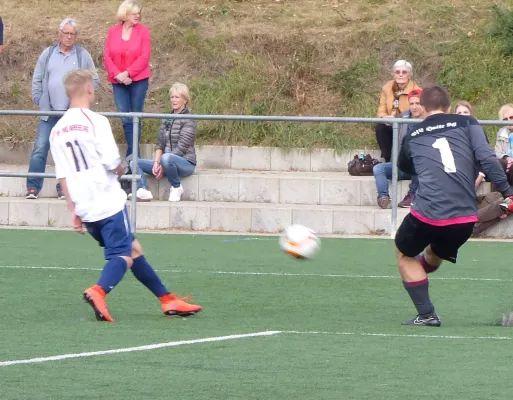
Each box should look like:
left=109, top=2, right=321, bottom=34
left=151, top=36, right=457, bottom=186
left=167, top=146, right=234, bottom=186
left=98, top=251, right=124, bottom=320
left=432, top=137, right=457, bottom=173
left=66, top=140, right=89, bottom=172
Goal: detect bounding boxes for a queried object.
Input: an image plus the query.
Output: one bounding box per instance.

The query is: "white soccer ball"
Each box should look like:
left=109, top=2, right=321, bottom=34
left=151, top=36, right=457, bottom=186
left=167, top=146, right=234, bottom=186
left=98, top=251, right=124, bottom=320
left=279, top=224, right=321, bottom=260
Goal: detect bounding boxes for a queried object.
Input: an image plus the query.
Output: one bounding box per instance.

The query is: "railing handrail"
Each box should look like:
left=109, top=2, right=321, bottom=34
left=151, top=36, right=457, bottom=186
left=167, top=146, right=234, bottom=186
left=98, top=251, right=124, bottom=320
left=1, top=109, right=512, bottom=126
left=1, top=109, right=510, bottom=235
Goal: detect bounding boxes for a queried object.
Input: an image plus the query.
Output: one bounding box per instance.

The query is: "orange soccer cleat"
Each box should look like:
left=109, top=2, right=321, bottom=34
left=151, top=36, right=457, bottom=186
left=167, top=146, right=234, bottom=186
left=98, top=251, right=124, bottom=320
left=83, top=285, right=114, bottom=322
left=159, top=293, right=202, bottom=317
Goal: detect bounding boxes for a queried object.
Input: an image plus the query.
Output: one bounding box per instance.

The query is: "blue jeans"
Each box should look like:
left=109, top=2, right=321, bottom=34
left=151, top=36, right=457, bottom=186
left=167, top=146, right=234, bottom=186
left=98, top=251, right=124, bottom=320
left=112, top=78, right=149, bottom=158
left=27, top=116, right=61, bottom=193
left=373, top=162, right=418, bottom=199
left=131, top=153, right=195, bottom=190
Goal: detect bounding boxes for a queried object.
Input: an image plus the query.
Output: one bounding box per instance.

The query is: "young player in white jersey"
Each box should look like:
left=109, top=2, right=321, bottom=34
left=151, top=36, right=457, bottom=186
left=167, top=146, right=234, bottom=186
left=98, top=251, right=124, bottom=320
left=50, top=69, right=202, bottom=322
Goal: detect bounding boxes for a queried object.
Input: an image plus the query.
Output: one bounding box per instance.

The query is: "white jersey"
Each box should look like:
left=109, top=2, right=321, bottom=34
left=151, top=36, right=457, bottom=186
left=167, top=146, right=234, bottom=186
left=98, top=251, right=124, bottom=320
left=50, top=108, right=127, bottom=222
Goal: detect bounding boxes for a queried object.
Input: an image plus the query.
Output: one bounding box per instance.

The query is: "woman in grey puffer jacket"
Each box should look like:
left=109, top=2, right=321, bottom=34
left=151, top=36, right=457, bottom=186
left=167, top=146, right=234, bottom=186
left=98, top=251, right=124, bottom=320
left=130, top=83, right=197, bottom=202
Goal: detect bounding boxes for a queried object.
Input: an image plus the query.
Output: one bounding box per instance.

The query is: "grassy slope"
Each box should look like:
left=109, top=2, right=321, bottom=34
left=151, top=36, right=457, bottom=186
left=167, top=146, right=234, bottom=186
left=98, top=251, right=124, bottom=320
left=0, top=0, right=511, bottom=150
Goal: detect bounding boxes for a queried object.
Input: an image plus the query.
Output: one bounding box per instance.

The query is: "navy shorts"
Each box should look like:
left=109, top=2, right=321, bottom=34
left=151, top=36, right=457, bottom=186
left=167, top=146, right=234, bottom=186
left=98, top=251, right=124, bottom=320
left=84, top=207, right=134, bottom=260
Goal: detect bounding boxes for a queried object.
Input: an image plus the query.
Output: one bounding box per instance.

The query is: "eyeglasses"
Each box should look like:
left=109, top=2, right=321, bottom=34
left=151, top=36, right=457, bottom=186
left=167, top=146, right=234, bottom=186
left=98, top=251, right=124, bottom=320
left=502, top=116, right=513, bottom=121
left=60, top=31, right=77, bottom=37
left=394, top=70, right=409, bottom=75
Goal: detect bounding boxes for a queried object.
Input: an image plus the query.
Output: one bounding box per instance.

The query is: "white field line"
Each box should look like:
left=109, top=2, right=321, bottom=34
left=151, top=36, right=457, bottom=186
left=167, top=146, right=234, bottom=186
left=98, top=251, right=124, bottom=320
left=0, top=331, right=281, bottom=367
left=0, top=265, right=510, bottom=282
left=2, top=329, right=511, bottom=368
left=284, top=330, right=513, bottom=341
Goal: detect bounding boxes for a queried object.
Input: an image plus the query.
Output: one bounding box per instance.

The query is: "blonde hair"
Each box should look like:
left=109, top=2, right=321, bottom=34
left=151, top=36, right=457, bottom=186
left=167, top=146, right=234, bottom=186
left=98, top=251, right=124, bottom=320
left=169, top=83, right=191, bottom=108
left=116, top=0, right=142, bottom=22
left=63, top=69, right=94, bottom=97
left=454, top=100, right=473, bottom=116
left=499, top=104, right=513, bottom=120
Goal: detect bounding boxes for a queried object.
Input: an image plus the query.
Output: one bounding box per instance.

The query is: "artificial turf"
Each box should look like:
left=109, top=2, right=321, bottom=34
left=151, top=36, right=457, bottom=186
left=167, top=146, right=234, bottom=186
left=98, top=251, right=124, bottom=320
left=1, top=229, right=513, bottom=399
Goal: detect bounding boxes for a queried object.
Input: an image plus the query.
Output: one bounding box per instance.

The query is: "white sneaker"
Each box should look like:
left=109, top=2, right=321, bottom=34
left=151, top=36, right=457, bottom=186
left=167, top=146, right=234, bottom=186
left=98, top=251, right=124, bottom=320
left=136, top=188, right=153, bottom=202
left=168, top=185, right=183, bottom=202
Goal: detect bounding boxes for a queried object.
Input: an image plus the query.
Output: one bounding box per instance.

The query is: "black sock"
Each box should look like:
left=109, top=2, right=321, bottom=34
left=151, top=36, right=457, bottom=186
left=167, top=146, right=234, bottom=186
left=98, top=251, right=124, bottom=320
left=403, top=278, right=435, bottom=317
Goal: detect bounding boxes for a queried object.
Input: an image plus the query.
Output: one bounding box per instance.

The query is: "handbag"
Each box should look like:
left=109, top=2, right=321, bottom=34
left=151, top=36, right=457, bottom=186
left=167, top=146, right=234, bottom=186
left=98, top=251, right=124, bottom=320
left=348, top=154, right=380, bottom=176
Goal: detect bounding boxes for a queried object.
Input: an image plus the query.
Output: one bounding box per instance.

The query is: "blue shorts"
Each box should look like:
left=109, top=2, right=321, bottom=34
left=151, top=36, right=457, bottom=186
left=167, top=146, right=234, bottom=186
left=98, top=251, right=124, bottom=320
left=84, top=207, right=134, bottom=260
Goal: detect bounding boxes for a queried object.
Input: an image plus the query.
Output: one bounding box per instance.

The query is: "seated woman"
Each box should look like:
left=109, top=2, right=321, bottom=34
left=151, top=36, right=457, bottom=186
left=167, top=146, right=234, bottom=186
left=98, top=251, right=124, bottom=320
left=130, top=83, right=197, bottom=202
left=472, top=103, right=513, bottom=236
left=375, top=60, right=420, bottom=162
left=495, top=103, right=513, bottom=168
left=454, top=100, right=473, bottom=116
left=373, top=89, right=423, bottom=209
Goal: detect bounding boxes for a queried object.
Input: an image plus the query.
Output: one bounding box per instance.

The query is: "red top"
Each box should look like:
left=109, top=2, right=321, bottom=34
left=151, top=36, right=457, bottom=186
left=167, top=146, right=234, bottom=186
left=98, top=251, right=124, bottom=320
left=104, top=23, right=152, bottom=84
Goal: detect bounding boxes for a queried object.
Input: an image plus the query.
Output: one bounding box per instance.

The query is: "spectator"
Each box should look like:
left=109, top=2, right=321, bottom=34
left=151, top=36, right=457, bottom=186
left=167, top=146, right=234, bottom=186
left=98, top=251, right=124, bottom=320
left=473, top=192, right=511, bottom=237
left=454, top=100, right=473, bottom=116
left=373, top=89, right=423, bottom=209
left=26, top=18, right=98, bottom=199
left=454, top=100, right=489, bottom=189
left=104, top=0, right=151, bottom=160
left=494, top=104, right=513, bottom=169
left=375, top=60, right=420, bottom=162
left=474, top=128, right=513, bottom=237
left=129, top=83, right=197, bottom=202
left=0, top=16, right=4, bottom=55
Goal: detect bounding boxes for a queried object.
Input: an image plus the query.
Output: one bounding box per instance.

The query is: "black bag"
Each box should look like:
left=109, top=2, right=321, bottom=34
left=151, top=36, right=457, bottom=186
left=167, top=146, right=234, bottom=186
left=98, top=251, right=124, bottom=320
left=348, top=154, right=380, bottom=176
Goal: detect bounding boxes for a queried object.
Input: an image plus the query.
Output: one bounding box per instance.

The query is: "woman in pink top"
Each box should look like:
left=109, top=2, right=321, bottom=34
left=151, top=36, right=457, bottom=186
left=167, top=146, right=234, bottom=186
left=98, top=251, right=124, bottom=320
left=104, top=0, right=151, bottom=159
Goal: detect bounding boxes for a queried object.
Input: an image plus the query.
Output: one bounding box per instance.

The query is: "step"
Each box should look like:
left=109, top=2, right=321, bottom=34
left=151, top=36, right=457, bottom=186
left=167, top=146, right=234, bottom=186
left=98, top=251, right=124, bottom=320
left=0, top=165, right=494, bottom=206
left=0, top=198, right=511, bottom=238
left=0, top=142, right=382, bottom=172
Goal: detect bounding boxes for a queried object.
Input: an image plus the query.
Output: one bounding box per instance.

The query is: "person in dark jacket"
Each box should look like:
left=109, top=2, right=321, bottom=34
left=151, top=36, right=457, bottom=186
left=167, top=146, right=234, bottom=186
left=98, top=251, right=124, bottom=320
left=130, top=83, right=197, bottom=202
left=395, top=84, right=513, bottom=327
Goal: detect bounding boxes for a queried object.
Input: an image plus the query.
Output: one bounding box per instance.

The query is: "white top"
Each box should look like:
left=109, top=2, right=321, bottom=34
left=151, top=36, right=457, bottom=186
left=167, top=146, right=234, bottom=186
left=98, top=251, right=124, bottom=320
left=50, top=108, right=127, bottom=222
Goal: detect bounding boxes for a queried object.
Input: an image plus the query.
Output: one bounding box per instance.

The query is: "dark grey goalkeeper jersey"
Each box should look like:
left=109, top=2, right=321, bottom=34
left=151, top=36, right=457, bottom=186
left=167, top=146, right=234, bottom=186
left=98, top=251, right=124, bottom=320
left=398, top=114, right=510, bottom=226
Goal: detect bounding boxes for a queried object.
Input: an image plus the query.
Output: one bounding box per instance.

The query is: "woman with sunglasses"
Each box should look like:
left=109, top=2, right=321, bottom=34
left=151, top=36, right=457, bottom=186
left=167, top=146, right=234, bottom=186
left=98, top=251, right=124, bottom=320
left=375, top=60, right=420, bottom=162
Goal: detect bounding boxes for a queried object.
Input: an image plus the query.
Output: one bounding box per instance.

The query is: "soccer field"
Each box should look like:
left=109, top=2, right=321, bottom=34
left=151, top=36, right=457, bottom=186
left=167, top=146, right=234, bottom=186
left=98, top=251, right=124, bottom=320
left=2, top=229, right=513, bottom=399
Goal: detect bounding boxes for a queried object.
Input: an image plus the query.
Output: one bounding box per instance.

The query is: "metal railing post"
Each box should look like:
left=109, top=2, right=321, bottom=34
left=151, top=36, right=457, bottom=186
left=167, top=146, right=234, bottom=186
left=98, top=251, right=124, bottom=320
left=390, top=121, right=400, bottom=239
left=130, top=115, right=139, bottom=233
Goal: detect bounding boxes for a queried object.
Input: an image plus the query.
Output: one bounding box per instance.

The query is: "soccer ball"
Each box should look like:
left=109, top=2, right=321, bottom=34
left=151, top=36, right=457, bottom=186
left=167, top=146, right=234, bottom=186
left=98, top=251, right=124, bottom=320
left=279, top=224, right=321, bottom=260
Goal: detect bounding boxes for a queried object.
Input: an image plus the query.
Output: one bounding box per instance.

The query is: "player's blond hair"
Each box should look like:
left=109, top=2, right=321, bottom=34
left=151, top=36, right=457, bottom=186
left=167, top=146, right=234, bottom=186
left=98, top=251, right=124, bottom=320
left=116, top=0, right=142, bottom=22
left=169, top=83, right=191, bottom=108
left=63, top=69, right=94, bottom=98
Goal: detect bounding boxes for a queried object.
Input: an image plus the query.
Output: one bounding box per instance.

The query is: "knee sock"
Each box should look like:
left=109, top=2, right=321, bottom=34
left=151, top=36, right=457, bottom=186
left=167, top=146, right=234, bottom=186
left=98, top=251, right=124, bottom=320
left=131, top=255, right=170, bottom=297
left=417, top=254, right=440, bottom=274
left=97, top=257, right=128, bottom=294
left=403, top=278, right=435, bottom=317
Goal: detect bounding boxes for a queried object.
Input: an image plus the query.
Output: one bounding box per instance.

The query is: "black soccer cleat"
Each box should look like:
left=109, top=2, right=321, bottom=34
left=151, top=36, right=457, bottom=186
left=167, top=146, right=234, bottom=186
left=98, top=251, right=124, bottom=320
left=401, top=313, right=441, bottom=327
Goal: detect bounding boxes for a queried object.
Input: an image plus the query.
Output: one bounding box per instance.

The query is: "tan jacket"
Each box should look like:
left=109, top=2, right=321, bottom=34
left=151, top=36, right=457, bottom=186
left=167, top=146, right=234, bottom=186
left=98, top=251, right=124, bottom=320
left=376, top=79, right=421, bottom=118
left=494, top=127, right=512, bottom=159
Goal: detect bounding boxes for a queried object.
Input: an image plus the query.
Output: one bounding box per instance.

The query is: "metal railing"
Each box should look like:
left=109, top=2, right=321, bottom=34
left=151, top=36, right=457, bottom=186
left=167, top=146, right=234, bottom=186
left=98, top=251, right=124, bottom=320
left=0, top=109, right=512, bottom=236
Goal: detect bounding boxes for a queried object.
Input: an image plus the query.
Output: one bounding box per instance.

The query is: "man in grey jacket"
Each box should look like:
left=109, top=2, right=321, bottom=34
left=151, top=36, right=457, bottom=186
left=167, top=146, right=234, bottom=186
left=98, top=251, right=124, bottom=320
left=26, top=18, right=98, bottom=199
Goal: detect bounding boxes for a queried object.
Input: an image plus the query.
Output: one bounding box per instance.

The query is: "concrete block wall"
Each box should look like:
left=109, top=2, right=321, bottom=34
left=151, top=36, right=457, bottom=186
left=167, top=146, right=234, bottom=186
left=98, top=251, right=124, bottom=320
left=0, top=142, right=381, bottom=172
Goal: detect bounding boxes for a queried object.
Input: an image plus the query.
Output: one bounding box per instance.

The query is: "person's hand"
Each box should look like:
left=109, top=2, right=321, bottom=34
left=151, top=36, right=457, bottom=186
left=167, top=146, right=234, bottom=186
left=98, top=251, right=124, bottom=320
left=122, top=77, right=132, bottom=85
left=383, top=114, right=395, bottom=127
left=115, top=71, right=129, bottom=83
left=71, top=213, right=84, bottom=234
left=0, top=45, right=3, bottom=55
left=153, top=162, right=164, bottom=179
